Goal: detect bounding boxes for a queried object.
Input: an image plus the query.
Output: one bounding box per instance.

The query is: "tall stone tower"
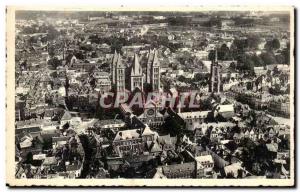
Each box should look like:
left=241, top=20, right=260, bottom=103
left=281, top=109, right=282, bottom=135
left=130, top=53, right=143, bottom=91
left=146, top=49, right=154, bottom=84
left=150, top=49, right=160, bottom=92
left=115, top=53, right=126, bottom=93
left=209, top=50, right=221, bottom=93
left=111, top=50, right=118, bottom=85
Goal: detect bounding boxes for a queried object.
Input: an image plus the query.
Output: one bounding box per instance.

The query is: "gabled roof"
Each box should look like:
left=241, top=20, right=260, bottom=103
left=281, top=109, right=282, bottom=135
left=144, top=99, right=158, bottom=109
left=114, top=129, right=141, bottom=141
left=224, top=163, right=243, bottom=177
left=138, top=111, right=164, bottom=119
left=151, top=168, right=167, bottom=179
left=142, top=126, right=155, bottom=136
left=233, top=132, right=244, bottom=138
left=217, top=104, right=234, bottom=113
left=150, top=141, right=163, bottom=152
left=266, top=143, right=278, bottom=152
left=178, top=111, right=209, bottom=119
left=60, top=110, right=72, bottom=121
left=195, top=155, right=214, bottom=164
left=161, top=162, right=195, bottom=174
left=43, top=156, right=58, bottom=166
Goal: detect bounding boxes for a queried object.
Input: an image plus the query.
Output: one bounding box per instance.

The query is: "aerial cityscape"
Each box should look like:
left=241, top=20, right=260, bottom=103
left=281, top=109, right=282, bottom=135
left=14, top=10, right=292, bottom=180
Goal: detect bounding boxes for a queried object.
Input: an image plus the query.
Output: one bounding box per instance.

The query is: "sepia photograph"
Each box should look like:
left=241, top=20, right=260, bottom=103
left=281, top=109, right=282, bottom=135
left=6, top=6, right=295, bottom=187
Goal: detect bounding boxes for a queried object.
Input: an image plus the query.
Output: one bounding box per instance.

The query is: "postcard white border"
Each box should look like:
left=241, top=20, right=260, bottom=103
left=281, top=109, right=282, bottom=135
left=6, top=5, right=295, bottom=187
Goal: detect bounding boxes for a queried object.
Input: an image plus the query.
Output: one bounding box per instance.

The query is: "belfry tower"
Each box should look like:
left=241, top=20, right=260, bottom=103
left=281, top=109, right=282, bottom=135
left=209, top=49, right=221, bottom=93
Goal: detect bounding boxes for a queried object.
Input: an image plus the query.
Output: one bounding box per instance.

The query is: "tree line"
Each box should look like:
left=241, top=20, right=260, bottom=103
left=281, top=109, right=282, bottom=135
left=208, top=35, right=290, bottom=72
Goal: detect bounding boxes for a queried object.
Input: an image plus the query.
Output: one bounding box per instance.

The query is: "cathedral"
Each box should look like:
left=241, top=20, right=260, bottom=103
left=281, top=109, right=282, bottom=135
left=110, top=49, right=161, bottom=93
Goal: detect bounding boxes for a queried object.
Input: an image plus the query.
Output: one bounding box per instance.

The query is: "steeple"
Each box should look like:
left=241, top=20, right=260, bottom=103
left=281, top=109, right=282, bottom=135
left=130, top=53, right=143, bottom=91
left=115, top=53, right=126, bottom=92
left=112, top=50, right=118, bottom=65
left=111, top=50, right=118, bottom=84
left=131, top=53, right=142, bottom=76
left=150, top=49, right=160, bottom=92
left=209, top=48, right=221, bottom=93
left=146, top=49, right=154, bottom=84
left=152, top=49, right=159, bottom=67
left=116, top=53, right=125, bottom=68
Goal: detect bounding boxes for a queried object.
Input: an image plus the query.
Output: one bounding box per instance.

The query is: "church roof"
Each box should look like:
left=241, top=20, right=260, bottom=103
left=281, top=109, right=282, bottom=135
left=131, top=53, right=143, bottom=76
left=60, top=110, right=72, bottom=121
left=147, top=48, right=160, bottom=67
left=138, top=110, right=164, bottom=119
left=112, top=50, right=118, bottom=65
left=150, top=141, right=163, bottom=152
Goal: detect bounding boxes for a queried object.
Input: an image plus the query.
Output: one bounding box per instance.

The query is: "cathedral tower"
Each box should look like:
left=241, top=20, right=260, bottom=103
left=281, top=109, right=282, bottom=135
left=115, top=53, right=126, bottom=93
left=130, top=53, right=144, bottom=91
left=209, top=49, right=221, bottom=93
left=150, top=49, right=160, bottom=92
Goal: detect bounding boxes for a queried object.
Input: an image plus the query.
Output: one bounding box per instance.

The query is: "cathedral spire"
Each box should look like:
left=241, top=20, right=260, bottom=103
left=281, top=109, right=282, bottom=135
left=130, top=53, right=143, bottom=91
left=111, top=50, right=119, bottom=85
left=131, top=53, right=142, bottom=76
left=112, top=50, right=118, bottom=65
left=152, top=49, right=159, bottom=67
left=116, top=53, right=125, bottom=68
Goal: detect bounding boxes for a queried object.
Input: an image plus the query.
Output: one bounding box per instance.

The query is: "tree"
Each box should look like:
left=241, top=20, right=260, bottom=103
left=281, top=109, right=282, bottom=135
left=260, top=52, right=277, bottom=65
left=229, top=62, right=236, bottom=70
left=48, top=46, right=56, bottom=57
left=236, top=54, right=255, bottom=72
left=109, top=36, right=126, bottom=53
left=208, top=50, right=216, bottom=61
left=224, top=141, right=238, bottom=152
left=178, top=75, right=186, bottom=82
left=265, top=38, right=280, bottom=50
left=282, top=42, right=290, bottom=65
left=163, top=116, right=185, bottom=136
left=48, top=57, right=62, bottom=69
left=24, top=152, right=33, bottom=164
left=275, top=54, right=285, bottom=64
left=252, top=54, right=264, bottom=67
left=91, top=51, right=98, bottom=58
left=176, top=51, right=193, bottom=65
left=199, top=40, right=208, bottom=49
left=194, top=73, right=209, bottom=82
left=247, top=35, right=261, bottom=49
left=218, top=43, right=231, bottom=60
left=199, top=136, right=210, bottom=149
left=167, top=17, right=191, bottom=26
left=204, top=17, right=221, bottom=27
